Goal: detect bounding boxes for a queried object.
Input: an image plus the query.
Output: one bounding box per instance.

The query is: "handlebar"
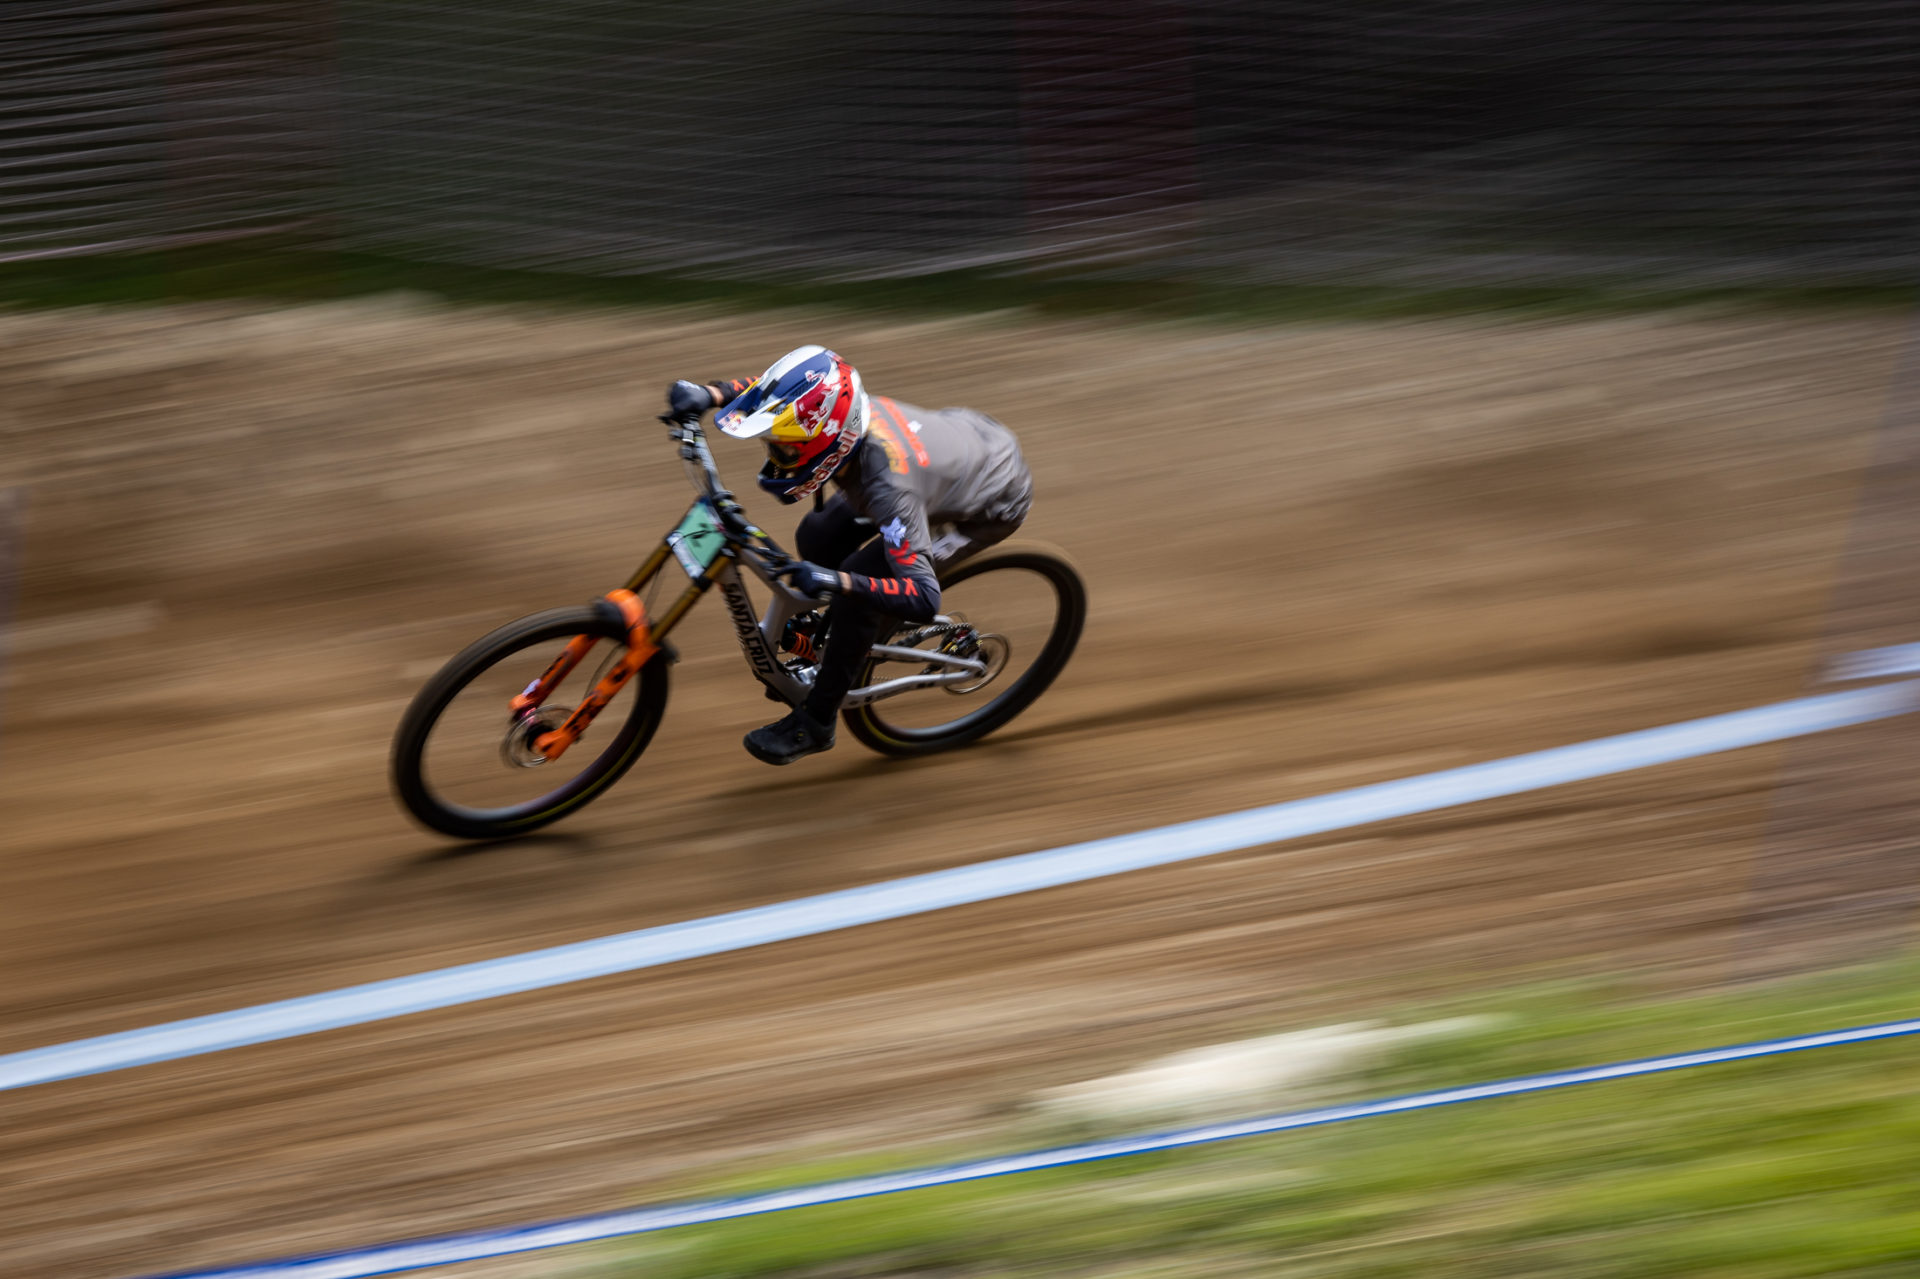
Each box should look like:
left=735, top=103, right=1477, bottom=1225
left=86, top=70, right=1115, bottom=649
left=663, top=413, right=794, bottom=571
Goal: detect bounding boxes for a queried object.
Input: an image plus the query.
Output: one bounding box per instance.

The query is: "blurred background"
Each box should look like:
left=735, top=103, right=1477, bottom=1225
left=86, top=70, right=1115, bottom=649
left=4, top=5, right=1920, bottom=1279
left=4, top=0, right=1918, bottom=294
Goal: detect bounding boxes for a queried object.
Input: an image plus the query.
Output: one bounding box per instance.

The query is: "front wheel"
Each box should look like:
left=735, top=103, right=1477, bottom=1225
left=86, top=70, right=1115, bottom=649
left=391, top=605, right=671, bottom=839
left=843, top=543, right=1085, bottom=757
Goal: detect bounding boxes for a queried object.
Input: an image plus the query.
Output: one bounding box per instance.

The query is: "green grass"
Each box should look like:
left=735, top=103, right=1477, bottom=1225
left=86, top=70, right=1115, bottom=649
left=1, top=242, right=1912, bottom=323
left=565, top=958, right=1920, bottom=1279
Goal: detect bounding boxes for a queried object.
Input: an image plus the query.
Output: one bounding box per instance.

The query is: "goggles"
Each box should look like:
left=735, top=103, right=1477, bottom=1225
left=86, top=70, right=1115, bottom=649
left=766, top=437, right=804, bottom=470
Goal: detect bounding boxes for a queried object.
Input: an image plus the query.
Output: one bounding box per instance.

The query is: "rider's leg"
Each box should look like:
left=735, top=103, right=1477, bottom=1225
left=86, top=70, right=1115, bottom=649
left=802, top=538, right=890, bottom=724
left=747, top=513, right=1028, bottom=764
left=795, top=494, right=871, bottom=567
left=746, top=585, right=874, bottom=764
left=759, top=494, right=868, bottom=706
left=746, top=500, right=882, bottom=762
left=802, top=516, right=1024, bottom=722
left=926, top=514, right=1024, bottom=572
left=788, top=492, right=871, bottom=664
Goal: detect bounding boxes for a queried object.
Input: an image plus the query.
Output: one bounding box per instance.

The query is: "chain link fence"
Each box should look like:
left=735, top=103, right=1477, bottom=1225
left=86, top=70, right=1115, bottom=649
left=4, top=0, right=1917, bottom=286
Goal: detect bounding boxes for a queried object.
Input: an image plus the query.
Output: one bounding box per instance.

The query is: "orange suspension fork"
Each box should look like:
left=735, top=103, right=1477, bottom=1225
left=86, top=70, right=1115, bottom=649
left=511, top=634, right=598, bottom=715
left=508, top=543, right=674, bottom=719
left=525, top=589, right=659, bottom=763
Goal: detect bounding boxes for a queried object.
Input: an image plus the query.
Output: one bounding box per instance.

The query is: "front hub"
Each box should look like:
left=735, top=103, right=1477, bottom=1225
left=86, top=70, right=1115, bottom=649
left=502, top=705, right=571, bottom=768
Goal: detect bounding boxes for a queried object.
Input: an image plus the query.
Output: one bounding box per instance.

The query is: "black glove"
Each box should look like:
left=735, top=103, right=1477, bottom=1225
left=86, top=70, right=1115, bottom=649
left=664, top=379, right=714, bottom=420
left=780, top=561, right=843, bottom=601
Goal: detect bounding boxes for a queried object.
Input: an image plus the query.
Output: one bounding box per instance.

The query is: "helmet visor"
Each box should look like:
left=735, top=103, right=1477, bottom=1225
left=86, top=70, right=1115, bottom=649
left=718, top=389, right=796, bottom=440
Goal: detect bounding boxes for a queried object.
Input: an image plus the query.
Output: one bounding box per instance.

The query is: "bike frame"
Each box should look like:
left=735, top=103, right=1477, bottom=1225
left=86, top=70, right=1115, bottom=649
left=517, top=417, right=987, bottom=759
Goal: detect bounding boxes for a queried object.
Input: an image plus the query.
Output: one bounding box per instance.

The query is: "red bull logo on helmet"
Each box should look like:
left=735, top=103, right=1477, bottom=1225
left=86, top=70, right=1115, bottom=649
left=792, top=362, right=842, bottom=435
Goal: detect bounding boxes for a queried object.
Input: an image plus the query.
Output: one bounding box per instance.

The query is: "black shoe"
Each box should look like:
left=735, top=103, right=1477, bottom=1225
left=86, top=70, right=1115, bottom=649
left=744, top=707, right=836, bottom=766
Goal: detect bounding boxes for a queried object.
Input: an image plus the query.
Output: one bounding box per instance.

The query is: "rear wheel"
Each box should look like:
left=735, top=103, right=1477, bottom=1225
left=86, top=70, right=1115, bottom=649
left=842, top=544, right=1085, bottom=757
left=391, top=605, right=670, bottom=839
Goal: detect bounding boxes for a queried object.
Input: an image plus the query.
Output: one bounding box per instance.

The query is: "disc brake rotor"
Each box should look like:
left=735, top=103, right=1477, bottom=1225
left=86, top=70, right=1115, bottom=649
left=502, top=705, right=570, bottom=768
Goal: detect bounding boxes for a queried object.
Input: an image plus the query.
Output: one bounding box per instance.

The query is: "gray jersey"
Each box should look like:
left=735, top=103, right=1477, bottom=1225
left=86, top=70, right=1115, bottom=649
left=840, top=397, right=1032, bottom=549
left=821, top=396, right=1032, bottom=620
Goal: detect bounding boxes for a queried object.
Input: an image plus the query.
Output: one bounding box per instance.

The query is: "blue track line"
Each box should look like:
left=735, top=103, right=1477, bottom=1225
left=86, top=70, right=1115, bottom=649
left=4, top=679, right=1916, bottom=1094
left=138, top=1014, right=1920, bottom=1279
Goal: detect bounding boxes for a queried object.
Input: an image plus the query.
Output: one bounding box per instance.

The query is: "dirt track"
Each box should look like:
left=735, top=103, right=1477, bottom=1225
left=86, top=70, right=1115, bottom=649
left=0, top=301, right=1906, bottom=1277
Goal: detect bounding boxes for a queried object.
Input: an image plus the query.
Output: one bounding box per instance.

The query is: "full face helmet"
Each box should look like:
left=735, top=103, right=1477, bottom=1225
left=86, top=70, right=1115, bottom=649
left=715, top=345, right=869, bottom=504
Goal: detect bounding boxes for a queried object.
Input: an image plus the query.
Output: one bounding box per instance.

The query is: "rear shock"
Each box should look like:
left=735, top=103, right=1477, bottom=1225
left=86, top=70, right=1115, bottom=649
left=780, top=612, right=823, bottom=662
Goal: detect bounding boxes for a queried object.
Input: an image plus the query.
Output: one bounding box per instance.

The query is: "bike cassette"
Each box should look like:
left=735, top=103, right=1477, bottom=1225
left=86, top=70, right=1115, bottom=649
left=944, top=629, right=1009, bottom=694
left=899, top=615, right=1010, bottom=695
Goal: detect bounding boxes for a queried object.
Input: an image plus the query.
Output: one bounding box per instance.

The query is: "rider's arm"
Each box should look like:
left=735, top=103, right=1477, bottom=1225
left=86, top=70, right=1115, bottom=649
left=705, top=376, right=756, bottom=407
left=838, top=489, right=941, bottom=622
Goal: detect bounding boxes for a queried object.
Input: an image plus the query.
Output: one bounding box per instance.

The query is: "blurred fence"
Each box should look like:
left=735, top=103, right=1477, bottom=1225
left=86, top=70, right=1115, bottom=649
left=4, top=1, right=1918, bottom=286
left=0, top=1, right=330, bottom=260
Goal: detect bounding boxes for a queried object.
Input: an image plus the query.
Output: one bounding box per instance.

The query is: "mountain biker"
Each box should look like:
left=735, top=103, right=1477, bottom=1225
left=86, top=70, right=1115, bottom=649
left=666, top=345, right=1032, bottom=765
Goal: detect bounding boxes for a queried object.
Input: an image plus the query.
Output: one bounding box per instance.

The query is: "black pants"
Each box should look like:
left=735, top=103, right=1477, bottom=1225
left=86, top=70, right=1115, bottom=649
left=796, top=495, right=1021, bottom=721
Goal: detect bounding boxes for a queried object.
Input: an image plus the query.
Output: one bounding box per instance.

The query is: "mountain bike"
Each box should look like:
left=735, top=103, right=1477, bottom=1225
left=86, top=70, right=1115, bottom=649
left=390, top=412, right=1085, bottom=839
